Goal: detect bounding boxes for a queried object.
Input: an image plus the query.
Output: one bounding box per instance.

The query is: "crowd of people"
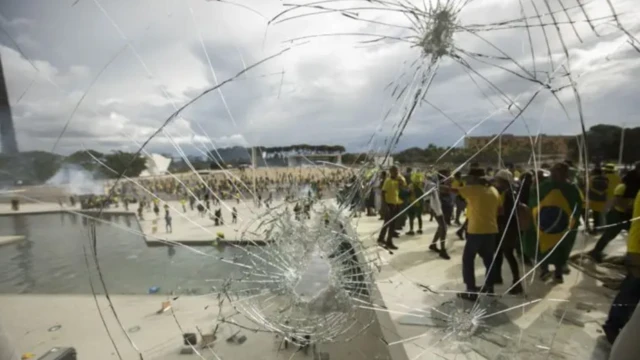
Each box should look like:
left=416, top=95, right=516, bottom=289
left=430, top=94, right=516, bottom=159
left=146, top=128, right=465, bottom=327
left=78, top=168, right=353, bottom=232
left=366, top=160, right=640, bottom=346
left=47, top=161, right=640, bottom=347
left=105, top=168, right=350, bottom=207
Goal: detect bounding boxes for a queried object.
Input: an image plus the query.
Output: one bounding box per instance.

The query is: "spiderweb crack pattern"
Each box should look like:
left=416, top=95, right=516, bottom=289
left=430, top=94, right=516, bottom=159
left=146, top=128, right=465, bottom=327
left=267, top=0, right=640, bottom=359
left=230, top=205, right=377, bottom=345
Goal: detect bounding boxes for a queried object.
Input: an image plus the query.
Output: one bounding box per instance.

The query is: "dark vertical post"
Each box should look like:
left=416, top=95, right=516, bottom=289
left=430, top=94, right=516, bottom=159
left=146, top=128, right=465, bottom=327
left=0, top=54, right=19, bottom=154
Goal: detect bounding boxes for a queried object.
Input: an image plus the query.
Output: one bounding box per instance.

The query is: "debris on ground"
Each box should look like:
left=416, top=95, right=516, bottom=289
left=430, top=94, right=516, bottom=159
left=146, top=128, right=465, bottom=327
left=156, top=300, right=171, bottom=314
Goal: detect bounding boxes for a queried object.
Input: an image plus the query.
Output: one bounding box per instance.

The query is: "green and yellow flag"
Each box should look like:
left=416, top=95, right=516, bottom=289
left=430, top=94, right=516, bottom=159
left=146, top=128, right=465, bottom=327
left=523, top=180, right=583, bottom=263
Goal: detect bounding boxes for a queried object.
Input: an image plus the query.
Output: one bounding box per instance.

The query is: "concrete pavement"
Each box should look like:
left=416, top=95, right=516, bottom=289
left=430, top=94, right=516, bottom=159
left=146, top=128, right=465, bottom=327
left=354, top=214, right=617, bottom=359
left=0, top=199, right=624, bottom=359
left=0, top=294, right=396, bottom=360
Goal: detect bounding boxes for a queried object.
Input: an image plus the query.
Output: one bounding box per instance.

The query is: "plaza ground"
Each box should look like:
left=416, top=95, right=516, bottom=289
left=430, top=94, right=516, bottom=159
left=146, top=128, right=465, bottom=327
left=0, top=195, right=627, bottom=359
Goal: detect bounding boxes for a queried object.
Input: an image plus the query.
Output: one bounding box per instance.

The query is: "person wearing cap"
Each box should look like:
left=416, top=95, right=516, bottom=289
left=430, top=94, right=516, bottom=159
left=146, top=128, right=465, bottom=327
left=602, top=188, right=640, bottom=345
left=491, top=169, right=524, bottom=294
left=457, top=167, right=501, bottom=300
left=523, top=162, right=582, bottom=283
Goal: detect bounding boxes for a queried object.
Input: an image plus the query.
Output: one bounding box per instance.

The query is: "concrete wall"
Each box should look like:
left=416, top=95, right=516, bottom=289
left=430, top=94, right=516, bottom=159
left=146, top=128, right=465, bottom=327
left=0, top=186, right=69, bottom=204
left=0, top=55, right=18, bottom=155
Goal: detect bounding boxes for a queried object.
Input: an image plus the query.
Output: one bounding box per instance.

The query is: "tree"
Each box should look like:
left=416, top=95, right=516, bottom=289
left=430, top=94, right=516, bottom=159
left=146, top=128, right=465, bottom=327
left=64, top=150, right=105, bottom=172
left=568, top=125, right=640, bottom=165
left=31, top=152, right=62, bottom=183
left=102, top=151, right=147, bottom=178
left=343, top=153, right=364, bottom=164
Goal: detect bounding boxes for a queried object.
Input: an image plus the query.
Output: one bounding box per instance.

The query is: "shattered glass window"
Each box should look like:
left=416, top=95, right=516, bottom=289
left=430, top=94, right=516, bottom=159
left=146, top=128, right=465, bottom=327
left=0, top=0, right=639, bottom=359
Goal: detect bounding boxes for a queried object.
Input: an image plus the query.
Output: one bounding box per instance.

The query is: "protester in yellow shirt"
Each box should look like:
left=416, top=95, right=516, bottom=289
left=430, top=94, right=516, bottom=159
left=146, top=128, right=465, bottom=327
left=589, top=183, right=634, bottom=262
left=457, top=168, right=501, bottom=301
left=604, top=163, right=621, bottom=200
left=628, top=193, right=640, bottom=259
left=377, top=166, right=405, bottom=250
left=602, top=190, right=640, bottom=344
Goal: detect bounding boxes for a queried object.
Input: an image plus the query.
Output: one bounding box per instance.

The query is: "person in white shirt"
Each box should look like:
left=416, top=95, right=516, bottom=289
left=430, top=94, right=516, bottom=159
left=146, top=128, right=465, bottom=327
left=426, top=172, right=450, bottom=260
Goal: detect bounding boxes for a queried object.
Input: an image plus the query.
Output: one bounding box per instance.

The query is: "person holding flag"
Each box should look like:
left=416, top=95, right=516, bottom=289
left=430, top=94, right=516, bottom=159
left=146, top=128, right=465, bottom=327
left=523, top=162, right=583, bottom=283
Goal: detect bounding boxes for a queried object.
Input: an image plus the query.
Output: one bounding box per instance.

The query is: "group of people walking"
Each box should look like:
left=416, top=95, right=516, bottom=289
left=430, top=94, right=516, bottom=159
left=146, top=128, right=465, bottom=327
left=372, top=161, right=640, bottom=347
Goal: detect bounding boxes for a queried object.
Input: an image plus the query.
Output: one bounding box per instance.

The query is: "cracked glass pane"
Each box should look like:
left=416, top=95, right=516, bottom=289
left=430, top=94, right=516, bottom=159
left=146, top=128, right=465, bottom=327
left=0, top=0, right=639, bottom=359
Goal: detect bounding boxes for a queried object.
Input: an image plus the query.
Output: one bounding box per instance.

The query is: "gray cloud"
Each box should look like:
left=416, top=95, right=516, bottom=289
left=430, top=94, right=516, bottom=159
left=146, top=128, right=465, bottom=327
left=0, top=0, right=638, bottom=156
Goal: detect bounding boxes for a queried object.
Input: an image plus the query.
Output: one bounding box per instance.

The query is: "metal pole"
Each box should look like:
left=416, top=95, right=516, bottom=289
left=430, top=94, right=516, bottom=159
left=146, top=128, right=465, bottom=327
left=576, top=135, right=583, bottom=168
left=251, top=147, right=257, bottom=197
left=498, top=134, right=502, bottom=168
left=618, top=125, right=625, bottom=166
left=0, top=54, right=19, bottom=154
left=538, top=135, right=542, bottom=165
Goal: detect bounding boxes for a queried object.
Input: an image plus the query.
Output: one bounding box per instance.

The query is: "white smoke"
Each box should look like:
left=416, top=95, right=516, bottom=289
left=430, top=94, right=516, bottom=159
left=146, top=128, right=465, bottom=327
left=46, top=164, right=105, bottom=195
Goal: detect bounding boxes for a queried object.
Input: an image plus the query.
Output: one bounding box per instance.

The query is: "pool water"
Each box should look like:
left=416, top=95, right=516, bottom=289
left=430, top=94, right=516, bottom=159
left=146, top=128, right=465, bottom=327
left=0, top=213, right=252, bottom=295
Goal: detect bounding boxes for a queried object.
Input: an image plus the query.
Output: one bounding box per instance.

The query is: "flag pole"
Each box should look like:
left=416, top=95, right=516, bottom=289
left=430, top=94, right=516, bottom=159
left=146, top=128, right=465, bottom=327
left=618, top=124, right=625, bottom=167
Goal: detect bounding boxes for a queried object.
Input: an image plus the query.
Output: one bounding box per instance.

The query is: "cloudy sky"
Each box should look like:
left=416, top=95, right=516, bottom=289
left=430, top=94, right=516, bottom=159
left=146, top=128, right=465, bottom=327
left=0, top=0, right=638, bottom=156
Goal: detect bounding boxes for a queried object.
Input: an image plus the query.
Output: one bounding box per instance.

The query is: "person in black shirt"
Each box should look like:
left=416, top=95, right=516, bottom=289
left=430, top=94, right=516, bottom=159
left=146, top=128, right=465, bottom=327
left=491, top=170, right=523, bottom=295
left=438, top=169, right=453, bottom=226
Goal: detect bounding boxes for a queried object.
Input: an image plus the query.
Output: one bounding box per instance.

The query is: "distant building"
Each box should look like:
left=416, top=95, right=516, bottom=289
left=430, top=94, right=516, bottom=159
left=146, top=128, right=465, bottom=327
left=465, top=134, right=573, bottom=160
left=374, top=155, right=393, bottom=167
left=139, top=154, right=171, bottom=177
left=286, top=153, right=343, bottom=167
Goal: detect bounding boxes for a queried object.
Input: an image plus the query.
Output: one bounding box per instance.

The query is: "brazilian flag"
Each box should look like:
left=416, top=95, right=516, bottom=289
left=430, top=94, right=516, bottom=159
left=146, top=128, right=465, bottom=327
left=523, top=180, right=583, bottom=264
